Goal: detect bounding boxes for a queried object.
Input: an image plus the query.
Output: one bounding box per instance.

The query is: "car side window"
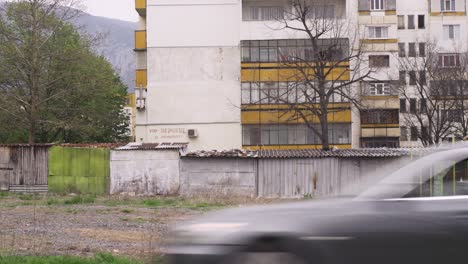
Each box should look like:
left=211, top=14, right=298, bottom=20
left=404, top=159, right=468, bottom=198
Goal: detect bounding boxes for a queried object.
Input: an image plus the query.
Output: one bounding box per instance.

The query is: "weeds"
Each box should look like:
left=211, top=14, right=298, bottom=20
left=121, top=209, right=134, bottom=214
left=0, top=252, right=143, bottom=264
left=63, top=195, right=96, bottom=205
left=0, top=191, right=8, bottom=198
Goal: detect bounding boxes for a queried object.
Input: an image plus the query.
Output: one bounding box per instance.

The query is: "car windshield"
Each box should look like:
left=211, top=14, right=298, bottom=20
left=357, top=147, right=468, bottom=200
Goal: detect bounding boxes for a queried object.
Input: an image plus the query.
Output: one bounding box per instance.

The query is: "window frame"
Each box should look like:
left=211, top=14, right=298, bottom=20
left=368, top=26, right=389, bottom=39
left=369, top=83, right=391, bottom=96
left=441, top=0, right=456, bottom=12
left=370, top=0, right=385, bottom=11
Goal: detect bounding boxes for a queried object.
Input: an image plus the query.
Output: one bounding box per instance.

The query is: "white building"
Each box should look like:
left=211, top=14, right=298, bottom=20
left=134, top=0, right=468, bottom=150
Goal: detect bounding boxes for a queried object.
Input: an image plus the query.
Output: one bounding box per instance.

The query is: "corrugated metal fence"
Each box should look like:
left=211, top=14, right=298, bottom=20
left=257, top=158, right=406, bottom=198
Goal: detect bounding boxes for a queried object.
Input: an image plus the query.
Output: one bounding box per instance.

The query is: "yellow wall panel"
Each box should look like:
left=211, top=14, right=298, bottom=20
left=241, top=68, right=350, bottom=82
left=135, top=31, right=147, bottom=50
left=241, top=108, right=352, bottom=124
left=136, top=69, right=147, bottom=88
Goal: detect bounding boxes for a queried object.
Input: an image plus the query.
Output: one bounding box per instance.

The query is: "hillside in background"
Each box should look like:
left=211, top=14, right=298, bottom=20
left=74, top=13, right=137, bottom=93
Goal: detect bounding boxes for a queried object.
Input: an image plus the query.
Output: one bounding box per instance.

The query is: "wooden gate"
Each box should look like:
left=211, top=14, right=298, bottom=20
left=0, top=147, right=11, bottom=191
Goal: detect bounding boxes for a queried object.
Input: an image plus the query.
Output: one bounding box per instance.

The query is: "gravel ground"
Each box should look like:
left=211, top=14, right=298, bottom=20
left=0, top=196, right=206, bottom=262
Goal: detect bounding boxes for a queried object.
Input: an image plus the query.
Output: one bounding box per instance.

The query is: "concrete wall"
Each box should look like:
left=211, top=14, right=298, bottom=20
left=110, top=150, right=180, bottom=195
left=180, top=158, right=257, bottom=197
left=178, top=156, right=412, bottom=198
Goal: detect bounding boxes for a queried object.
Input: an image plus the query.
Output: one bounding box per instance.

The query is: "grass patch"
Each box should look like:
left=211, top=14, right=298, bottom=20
left=0, top=253, right=143, bottom=264
left=18, top=194, right=36, bottom=201
left=0, top=191, right=8, bottom=198
left=120, top=209, right=134, bottom=214
left=64, top=195, right=96, bottom=205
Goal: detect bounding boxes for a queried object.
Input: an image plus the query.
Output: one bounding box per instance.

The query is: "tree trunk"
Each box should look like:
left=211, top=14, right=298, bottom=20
left=320, top=103, right=330, bottom=150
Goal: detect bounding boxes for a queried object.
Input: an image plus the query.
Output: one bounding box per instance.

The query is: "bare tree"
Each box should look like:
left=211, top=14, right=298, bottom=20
left=247, top=0, right=371, bottom=150
left=396, top=40, right=465, bottom=146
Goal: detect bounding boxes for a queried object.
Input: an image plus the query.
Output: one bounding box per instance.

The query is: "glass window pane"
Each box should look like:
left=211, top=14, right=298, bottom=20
left=251, top=47, right=260, bottom=61
left=242, top=47, right=250, bottom=62
left=260, top=48, right=269, bottom=62
left=279, top=125, right=288, bottom=144
left=296, top=125, right=306, bottom=144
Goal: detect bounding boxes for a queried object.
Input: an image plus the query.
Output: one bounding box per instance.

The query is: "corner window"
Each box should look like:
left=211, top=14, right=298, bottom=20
left=368, top=26, right=389, bottom=39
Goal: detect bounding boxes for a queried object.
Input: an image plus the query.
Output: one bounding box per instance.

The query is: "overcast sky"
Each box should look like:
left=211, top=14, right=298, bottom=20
left=81, top=0, right=138, bottom=22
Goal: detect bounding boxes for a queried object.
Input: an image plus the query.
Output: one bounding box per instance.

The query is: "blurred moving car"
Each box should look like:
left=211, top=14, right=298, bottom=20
left=167, top=147, right=468, bottom=264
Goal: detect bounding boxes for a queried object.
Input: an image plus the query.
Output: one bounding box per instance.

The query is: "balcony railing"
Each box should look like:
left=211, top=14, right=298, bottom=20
left=135, top=0, right=146, bottom=17
left=134, top=30, right=147, bottom=51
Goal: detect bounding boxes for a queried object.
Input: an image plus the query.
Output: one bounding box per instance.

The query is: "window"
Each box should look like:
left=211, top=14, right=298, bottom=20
left=410, top=126, right=418, bottom=141
left=370, top=0, right=385, bottom=10
left=242, top=124, right=351, bottom=146
left=398, top=43, right=406, bottom=57
left=442, top=109, right=463, bottom=122
left=308, top=5, right=336, bottom=19
left=400, top=99, right=407, bottom=113
left=408, top=15, right=415, bottom=29
left=400, top=126, right=408, bottom=141
left=419, top=71, right=426, bottom=85
left=361, top=110, right=399, bottom=124
left=408, top=43, right=416, bottom=57
left=418, top=15, right=425, bottom=29
left=369, top=55, right=390, bottom=67
left=409, top=71, right=417, bottom=85
left=241, top=39, right=349, bottom=63
left=421, top=126, right=429, bottom=141
left=399, top=71, right=407, bottom=85
left=370, top=83, right=391, bottom=95
left=420, top=98, right=427, bottom=113
left=243, top=6, right=284, bottom=21
left=398, top=15, right=405, bottom=29
left=410, top=98, right=417, bottom=113
left=441, top=0, right=456, bottom=11
left=438, top=54, right=461, bottom=67
left=361, top=137, right=400, bottom=148
left=443, top=25, right=460, bottom=40
left=368, top=26, right=389, bottom=39
left=419, top=43, right=426, bottom=57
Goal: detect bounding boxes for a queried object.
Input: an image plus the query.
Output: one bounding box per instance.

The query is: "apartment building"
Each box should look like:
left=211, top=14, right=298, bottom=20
left=134, top=0, right=468, bottom=150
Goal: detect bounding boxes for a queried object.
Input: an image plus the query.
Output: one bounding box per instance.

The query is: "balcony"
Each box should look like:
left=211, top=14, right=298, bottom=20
left=134, top=30, right=147, bottom=51
left=135, top=0, right=146, bottom=17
